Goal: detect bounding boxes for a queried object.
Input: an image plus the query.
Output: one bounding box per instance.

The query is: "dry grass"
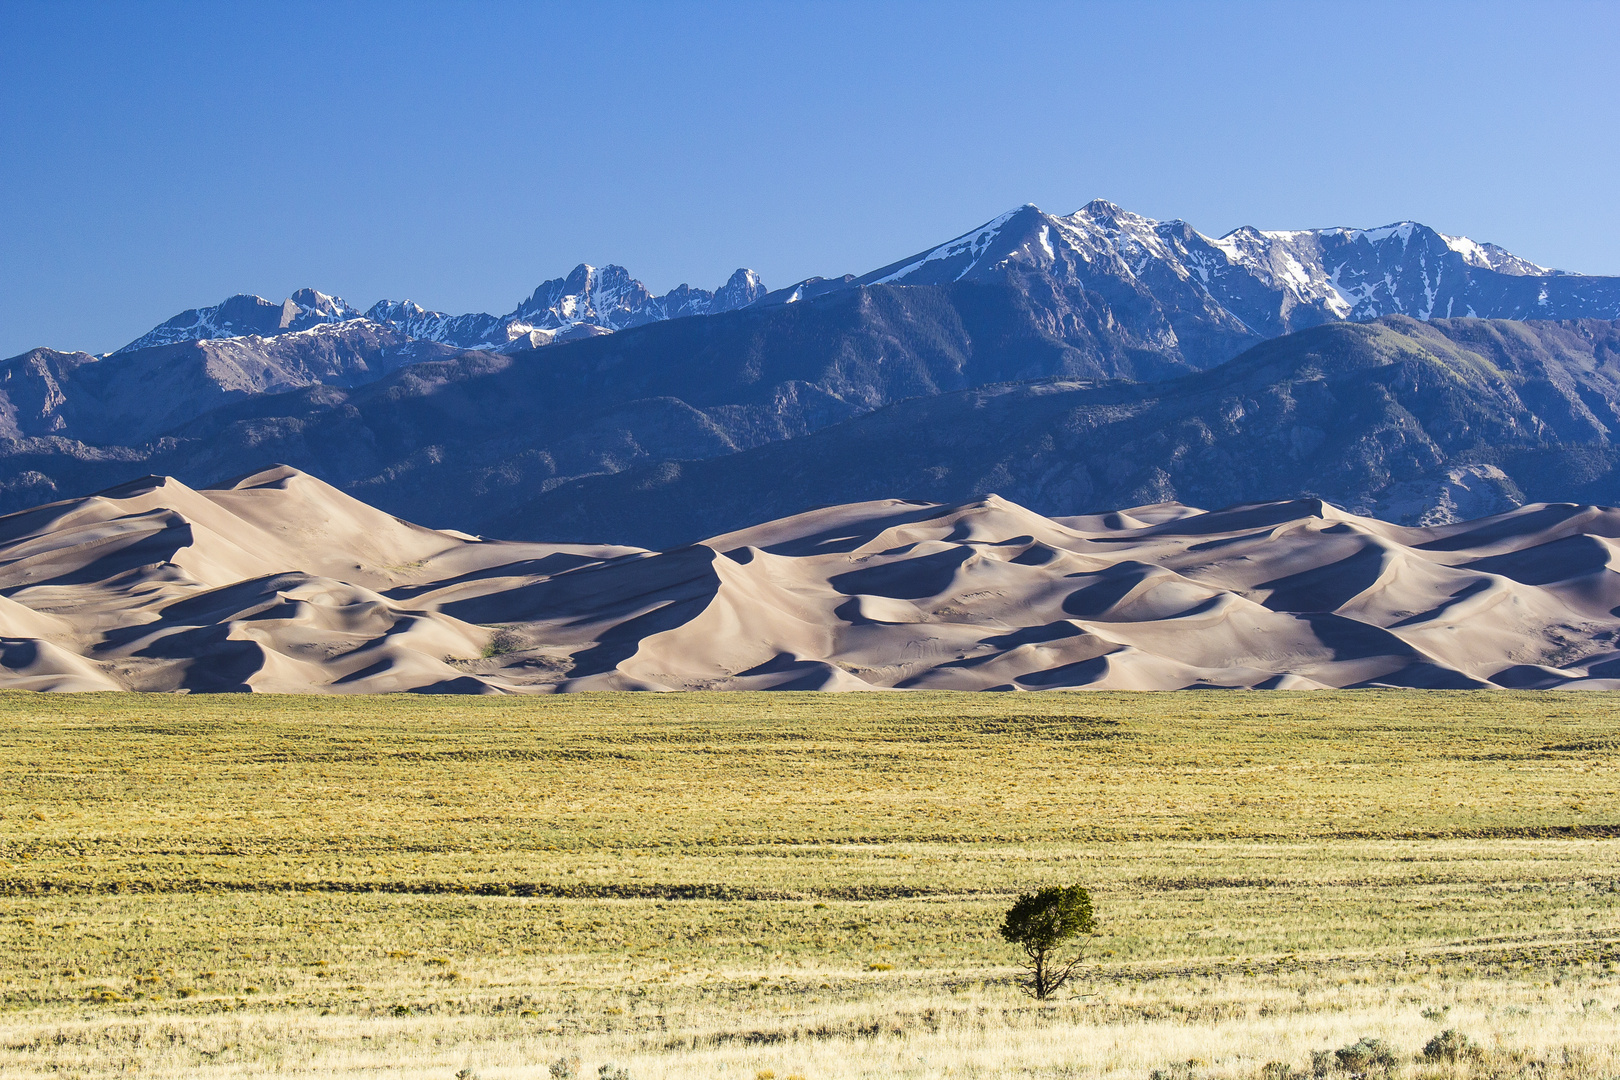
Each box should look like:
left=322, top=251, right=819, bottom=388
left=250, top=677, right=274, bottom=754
left=2, top=690, right=1619, bottom=1078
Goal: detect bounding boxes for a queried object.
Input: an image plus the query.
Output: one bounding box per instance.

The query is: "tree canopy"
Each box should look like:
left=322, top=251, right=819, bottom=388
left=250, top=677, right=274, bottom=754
left=998, top=885, right=1096, bottom=999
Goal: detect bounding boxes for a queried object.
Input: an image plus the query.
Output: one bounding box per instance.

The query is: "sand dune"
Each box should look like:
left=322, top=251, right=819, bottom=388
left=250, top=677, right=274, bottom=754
left=0, top=466, right=1616, bottom=693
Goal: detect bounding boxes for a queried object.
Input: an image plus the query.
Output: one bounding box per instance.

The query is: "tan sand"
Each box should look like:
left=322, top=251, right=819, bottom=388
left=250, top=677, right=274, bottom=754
left=0, top=468, right=1615, bottom=692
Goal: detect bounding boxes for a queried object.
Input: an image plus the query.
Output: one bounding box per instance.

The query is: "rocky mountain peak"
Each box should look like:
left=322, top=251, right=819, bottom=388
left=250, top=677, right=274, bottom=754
left=1073, top=197, right=1127, bottom=222
left=287, top=288, right=360, bottom=321
left=111, top=289, right=360, bottom=355
left=714, top=268, right=768, bottom=311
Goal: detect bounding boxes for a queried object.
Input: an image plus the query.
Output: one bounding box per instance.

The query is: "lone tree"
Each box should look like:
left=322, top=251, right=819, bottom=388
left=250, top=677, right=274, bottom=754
left=999, top=884, right=1096, bottom=999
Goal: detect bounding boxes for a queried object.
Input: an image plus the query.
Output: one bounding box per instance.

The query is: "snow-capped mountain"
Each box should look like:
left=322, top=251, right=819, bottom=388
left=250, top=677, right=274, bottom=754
left=779, top=200, right=1620, bottom=370
left=513, top=265, right=764, bottom=332
left=358, top=301, right=517, bottom=352
left=103, top=202, right=1617, bottom=376
left=366, top=265, right=767, bottom=351
left=114, top=267, right=768, bottom=357
left=114, top=289, right=362, bottom=355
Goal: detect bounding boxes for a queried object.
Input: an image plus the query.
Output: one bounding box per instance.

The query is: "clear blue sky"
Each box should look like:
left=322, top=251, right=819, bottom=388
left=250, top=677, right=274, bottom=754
left=3, top=0, right=1618, bottom=358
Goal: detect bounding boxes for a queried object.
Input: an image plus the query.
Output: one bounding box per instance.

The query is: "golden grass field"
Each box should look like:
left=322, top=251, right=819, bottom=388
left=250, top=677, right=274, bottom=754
left=2, top=690, right=1619, bottom=1079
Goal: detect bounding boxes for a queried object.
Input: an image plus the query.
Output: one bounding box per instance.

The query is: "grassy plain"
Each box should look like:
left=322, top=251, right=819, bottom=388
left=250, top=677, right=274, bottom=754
left=2, top=690, right=1619, bottom=1079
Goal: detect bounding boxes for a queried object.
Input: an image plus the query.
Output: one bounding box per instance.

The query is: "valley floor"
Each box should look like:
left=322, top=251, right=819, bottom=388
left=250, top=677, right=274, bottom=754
left=2, top=691, right=1618, bottom=1078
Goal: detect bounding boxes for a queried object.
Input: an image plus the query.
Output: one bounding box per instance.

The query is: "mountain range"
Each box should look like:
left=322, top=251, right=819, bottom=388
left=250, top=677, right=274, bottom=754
left=103, top=200, right=1620, bottom=370
left=835, top=201, right=1617, bottom=374
left=114, top=266, right=769, bottom=355
left=4, top=199, right=1620, bottom=543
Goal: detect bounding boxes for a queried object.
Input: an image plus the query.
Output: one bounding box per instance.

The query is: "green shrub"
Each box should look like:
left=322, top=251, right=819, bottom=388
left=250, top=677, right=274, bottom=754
left=1334, top=1038, right=1398, bottom=1076
left=1421, top=1029, right=1483, bottom=1063
left=481, top=627, right=521, bottom=658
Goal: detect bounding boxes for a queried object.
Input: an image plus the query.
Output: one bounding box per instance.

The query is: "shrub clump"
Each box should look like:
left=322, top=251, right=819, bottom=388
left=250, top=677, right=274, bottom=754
left=1150, top=1061, right=1200, bottom=1080
left=481, top=627, right=522, bottom=658
left=1312, top=1038, right=1398, bottom=1077
left=1421, top=1029, right=1483, bottom=1063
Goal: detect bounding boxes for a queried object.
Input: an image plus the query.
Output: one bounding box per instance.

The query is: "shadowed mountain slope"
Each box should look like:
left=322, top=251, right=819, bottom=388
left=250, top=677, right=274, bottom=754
left=0, top=326, right=474, bottom=444
left=4, top=316, right=1619, bottom=544
left=0, top=466, right=1616, bottom=693
left=493, top=316, right=1620, bottom=547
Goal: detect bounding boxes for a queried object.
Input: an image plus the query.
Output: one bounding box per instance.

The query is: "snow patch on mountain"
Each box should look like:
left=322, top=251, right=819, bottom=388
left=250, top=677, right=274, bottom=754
left=1438, top=232, right=1552, bottom=276
left=872, top=206, right=1026, bottom=284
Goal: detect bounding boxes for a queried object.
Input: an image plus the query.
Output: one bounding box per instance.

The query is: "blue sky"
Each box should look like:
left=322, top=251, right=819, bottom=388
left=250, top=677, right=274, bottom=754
left=3, top=0, right=1618, bottom=357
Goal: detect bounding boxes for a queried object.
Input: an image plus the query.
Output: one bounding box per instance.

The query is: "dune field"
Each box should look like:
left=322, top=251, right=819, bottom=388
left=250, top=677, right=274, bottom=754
left=0, top=465, right=1617, bottom=692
